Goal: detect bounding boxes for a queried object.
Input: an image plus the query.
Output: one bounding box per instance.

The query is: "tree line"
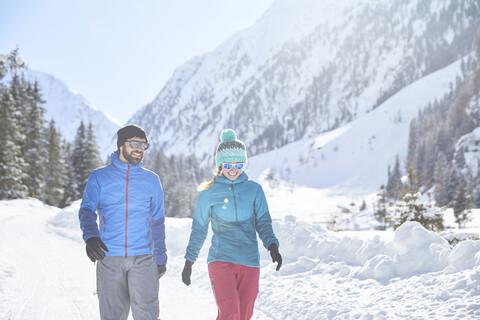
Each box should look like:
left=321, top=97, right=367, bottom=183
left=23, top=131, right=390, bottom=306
left=0, top=50, right=102, bottom=207
left=0, top=50, right=210, bottom=217
left=378, top=32, right=480, bottom=231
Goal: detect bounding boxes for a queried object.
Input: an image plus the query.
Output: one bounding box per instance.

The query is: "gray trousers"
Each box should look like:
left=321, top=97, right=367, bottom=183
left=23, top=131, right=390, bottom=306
left=96, top=254, right=160, bottom=320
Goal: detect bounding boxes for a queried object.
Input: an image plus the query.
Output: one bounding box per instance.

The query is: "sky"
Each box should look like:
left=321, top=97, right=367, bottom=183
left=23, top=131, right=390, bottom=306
left=0, top=0, right=274, bottom=124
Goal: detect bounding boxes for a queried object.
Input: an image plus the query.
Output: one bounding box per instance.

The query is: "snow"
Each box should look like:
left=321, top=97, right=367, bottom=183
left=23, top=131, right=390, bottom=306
left=1, top=197, right=480, bottom=319
left=246, top=57, right=463, bottom=198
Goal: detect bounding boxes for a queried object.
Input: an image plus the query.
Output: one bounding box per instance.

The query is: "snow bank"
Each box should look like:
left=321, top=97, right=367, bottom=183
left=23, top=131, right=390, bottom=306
left=50, top=202, right=480, bottom=283
left=273, top=218, right=480, bottom=281
left=3, top=198, right=480, bottom=319
left=386, top=222, right=450, bottom=277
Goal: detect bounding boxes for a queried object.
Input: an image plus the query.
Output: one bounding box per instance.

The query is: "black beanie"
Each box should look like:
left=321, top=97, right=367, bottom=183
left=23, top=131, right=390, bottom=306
left=117, top=124, right=148, bottom=149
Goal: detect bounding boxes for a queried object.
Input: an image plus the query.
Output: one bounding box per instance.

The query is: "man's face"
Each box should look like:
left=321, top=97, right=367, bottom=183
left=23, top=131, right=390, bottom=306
left=119, top=136, right=147, bottom=165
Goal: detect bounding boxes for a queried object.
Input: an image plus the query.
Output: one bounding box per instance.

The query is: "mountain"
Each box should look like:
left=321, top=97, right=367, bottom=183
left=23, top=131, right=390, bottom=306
left=23, top=69, right=121, bottom=160
left=246, top=58, right=462, bottom=197
left=129, top=0, right=480, bottom=174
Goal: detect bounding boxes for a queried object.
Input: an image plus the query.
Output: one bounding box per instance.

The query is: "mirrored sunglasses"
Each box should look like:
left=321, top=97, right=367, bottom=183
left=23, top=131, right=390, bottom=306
left=223, top=163, right=244, bottom=170
left=127, top=140, right=149, bottom=151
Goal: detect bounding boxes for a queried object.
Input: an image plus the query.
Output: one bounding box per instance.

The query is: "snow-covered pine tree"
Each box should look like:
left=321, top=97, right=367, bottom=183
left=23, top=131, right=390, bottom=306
left=61, top=122, right=102, bottom=207
left=0, top=51, right=28, bottom=199
left=43, top=120, right=68, bottom=206
left=374, top=185, right=388, bottom=230
left=0, top=88, right=28, bottom=199
left=22, top=81, right=48, bottom=199
left=391, top=162, right=444, bottom=232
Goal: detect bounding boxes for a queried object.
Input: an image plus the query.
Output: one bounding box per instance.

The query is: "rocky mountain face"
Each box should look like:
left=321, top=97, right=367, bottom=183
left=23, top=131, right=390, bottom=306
left=129, top=0, right=480, bottom=163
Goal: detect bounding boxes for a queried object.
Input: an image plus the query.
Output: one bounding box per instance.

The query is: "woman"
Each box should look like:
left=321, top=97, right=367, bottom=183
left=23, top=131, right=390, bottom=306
left=182, top=129, right=282, bottom=320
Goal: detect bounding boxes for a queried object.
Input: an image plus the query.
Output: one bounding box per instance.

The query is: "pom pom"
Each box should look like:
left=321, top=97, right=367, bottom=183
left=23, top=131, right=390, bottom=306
left=220, top=129, right=237, bottom=142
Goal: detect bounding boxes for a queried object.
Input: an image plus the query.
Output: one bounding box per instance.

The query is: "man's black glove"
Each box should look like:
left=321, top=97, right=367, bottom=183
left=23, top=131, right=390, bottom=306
left=268, top=243, right=282, bottom=271
left=85, top=237, right=109, bottom=262
left=182, top=260, right=194, bottom=286
left=158, top=264, right=166, bottom=279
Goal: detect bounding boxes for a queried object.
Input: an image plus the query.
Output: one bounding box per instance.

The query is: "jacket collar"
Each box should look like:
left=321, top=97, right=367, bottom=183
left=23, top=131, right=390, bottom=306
left=216, top=171, right=248, bottom=185
left=110, top=150, right=144, bottom=171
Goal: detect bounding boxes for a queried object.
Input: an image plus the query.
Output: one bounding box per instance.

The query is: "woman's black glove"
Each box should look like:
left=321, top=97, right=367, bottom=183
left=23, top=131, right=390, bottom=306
left=182, top=260, right=194, bottom=286
left=85, top=237, right=109, bottom=262
left=268, top=243, right=282, bottom=271
left=158, top=264, right=166, bottom=279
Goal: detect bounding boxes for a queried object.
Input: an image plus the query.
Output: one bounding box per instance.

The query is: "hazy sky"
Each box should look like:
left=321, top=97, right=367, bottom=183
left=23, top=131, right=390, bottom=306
left=0, top=0, right=274, bottom=123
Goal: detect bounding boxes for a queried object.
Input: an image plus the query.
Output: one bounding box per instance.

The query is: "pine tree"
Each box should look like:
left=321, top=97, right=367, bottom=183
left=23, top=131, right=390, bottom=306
left=391, top=162, right=444, bottom=231
left=43, top=120, right=68, bottom=206
left=61, top=122, right=102, bottom=206
left=473, top=160, right=480, bottom=207
left=85, top=123, right=102, bottom=171
left=60, top=142, right=80, bottom=207
left=454, top=146, right=466, bottom=168
left=0, top=89, right=28, bottom=199
left=452, top=181, right=472, bottom=228
left=0, top=51, right=28, bottom=199
left=386, top=155, right=402, bottom=198
left=433, top=152, right=449, bottom=206
left=445, top=166, right=460, bottom=205
left=71, top=121, right=89, bottom=196
left=22, top=81, right=48, bottom=198
left=374, top=185, right=388, bottom=230
left=143, top=150, right=206, bottom=218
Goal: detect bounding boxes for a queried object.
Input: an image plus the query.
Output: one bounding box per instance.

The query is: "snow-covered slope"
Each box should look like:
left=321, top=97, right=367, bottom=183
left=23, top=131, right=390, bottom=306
left=246, top=58, right=463, bottom=197
left=24, top=70, right=121, bottom=159
left=130, top=0, right=480, bottom=166
left=1, top=198, right=479, bottom=319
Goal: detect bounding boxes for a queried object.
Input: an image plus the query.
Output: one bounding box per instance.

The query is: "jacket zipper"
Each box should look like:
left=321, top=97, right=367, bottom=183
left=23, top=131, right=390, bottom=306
left=125, top=165, right=130, bottom=257
left=231, top=182, right=238, bottom=222
left=231, top=182, right=240, bottom=253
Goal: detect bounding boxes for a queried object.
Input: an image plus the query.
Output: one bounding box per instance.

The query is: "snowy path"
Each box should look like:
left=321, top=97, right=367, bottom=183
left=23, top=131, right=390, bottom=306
left=1, top=199, right=480, bottom=319
left=0, top=201, right=96, bottom=320
left=0, top=200, right=266, bottom=320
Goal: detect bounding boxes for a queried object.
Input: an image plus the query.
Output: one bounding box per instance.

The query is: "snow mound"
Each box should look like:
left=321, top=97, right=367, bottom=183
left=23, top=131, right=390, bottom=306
left=48, top=202, right=480, bottom=284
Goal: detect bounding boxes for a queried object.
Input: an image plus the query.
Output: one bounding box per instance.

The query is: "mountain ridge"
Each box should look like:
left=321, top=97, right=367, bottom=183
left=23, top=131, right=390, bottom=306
left=129, top=0, right=480, bottom=165
left=23, top=69, right=120, bottom=159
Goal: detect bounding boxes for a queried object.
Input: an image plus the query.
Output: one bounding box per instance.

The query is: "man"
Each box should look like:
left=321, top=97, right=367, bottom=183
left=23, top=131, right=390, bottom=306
left=79, top=124, right=167, bottom=320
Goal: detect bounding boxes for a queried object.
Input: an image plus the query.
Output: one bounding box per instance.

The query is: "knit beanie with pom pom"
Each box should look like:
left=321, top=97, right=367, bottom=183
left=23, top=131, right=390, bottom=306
left=215, top=129, right=247, bottom=168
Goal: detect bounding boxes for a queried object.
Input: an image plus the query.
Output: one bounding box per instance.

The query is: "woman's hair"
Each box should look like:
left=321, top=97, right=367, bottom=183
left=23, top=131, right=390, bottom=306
left=197, top=166, right=223, bottom=191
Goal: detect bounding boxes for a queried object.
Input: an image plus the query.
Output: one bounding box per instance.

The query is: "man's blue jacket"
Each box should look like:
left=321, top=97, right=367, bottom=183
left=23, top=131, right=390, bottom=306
left=185, top=172, right=279, bottom=267
left=78, top=151, right=167, bottom=265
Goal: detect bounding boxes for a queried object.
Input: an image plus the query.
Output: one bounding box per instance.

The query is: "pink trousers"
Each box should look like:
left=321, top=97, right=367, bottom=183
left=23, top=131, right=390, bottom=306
left=208, top=261, right=260, bottom=320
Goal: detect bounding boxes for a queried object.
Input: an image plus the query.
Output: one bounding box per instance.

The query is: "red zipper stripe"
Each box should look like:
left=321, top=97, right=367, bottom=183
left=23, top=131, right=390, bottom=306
left=125, top=165, right=130, bottom=256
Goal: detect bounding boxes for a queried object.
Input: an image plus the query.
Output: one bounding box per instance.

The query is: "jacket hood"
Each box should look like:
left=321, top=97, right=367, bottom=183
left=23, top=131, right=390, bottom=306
left=110, top=150, right=144, bottom=171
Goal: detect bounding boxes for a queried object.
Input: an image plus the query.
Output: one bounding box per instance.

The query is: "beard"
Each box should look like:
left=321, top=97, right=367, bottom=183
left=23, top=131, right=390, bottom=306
left=121, top=148, right=143, bottom=165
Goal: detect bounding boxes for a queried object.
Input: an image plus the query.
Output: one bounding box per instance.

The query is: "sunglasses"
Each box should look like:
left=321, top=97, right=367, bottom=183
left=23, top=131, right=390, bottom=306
left=223, top=163, right=244, bottom=170
left=126, top=140, right=150, bottom=151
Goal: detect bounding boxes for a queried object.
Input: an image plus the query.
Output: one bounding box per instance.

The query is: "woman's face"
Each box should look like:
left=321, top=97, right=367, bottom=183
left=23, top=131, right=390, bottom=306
left=221, top=162, right=244, bottom=181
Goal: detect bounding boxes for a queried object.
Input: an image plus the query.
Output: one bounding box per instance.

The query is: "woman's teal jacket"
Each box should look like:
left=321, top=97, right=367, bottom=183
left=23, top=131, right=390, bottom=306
left=185, top=172, right=279, bottom=267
